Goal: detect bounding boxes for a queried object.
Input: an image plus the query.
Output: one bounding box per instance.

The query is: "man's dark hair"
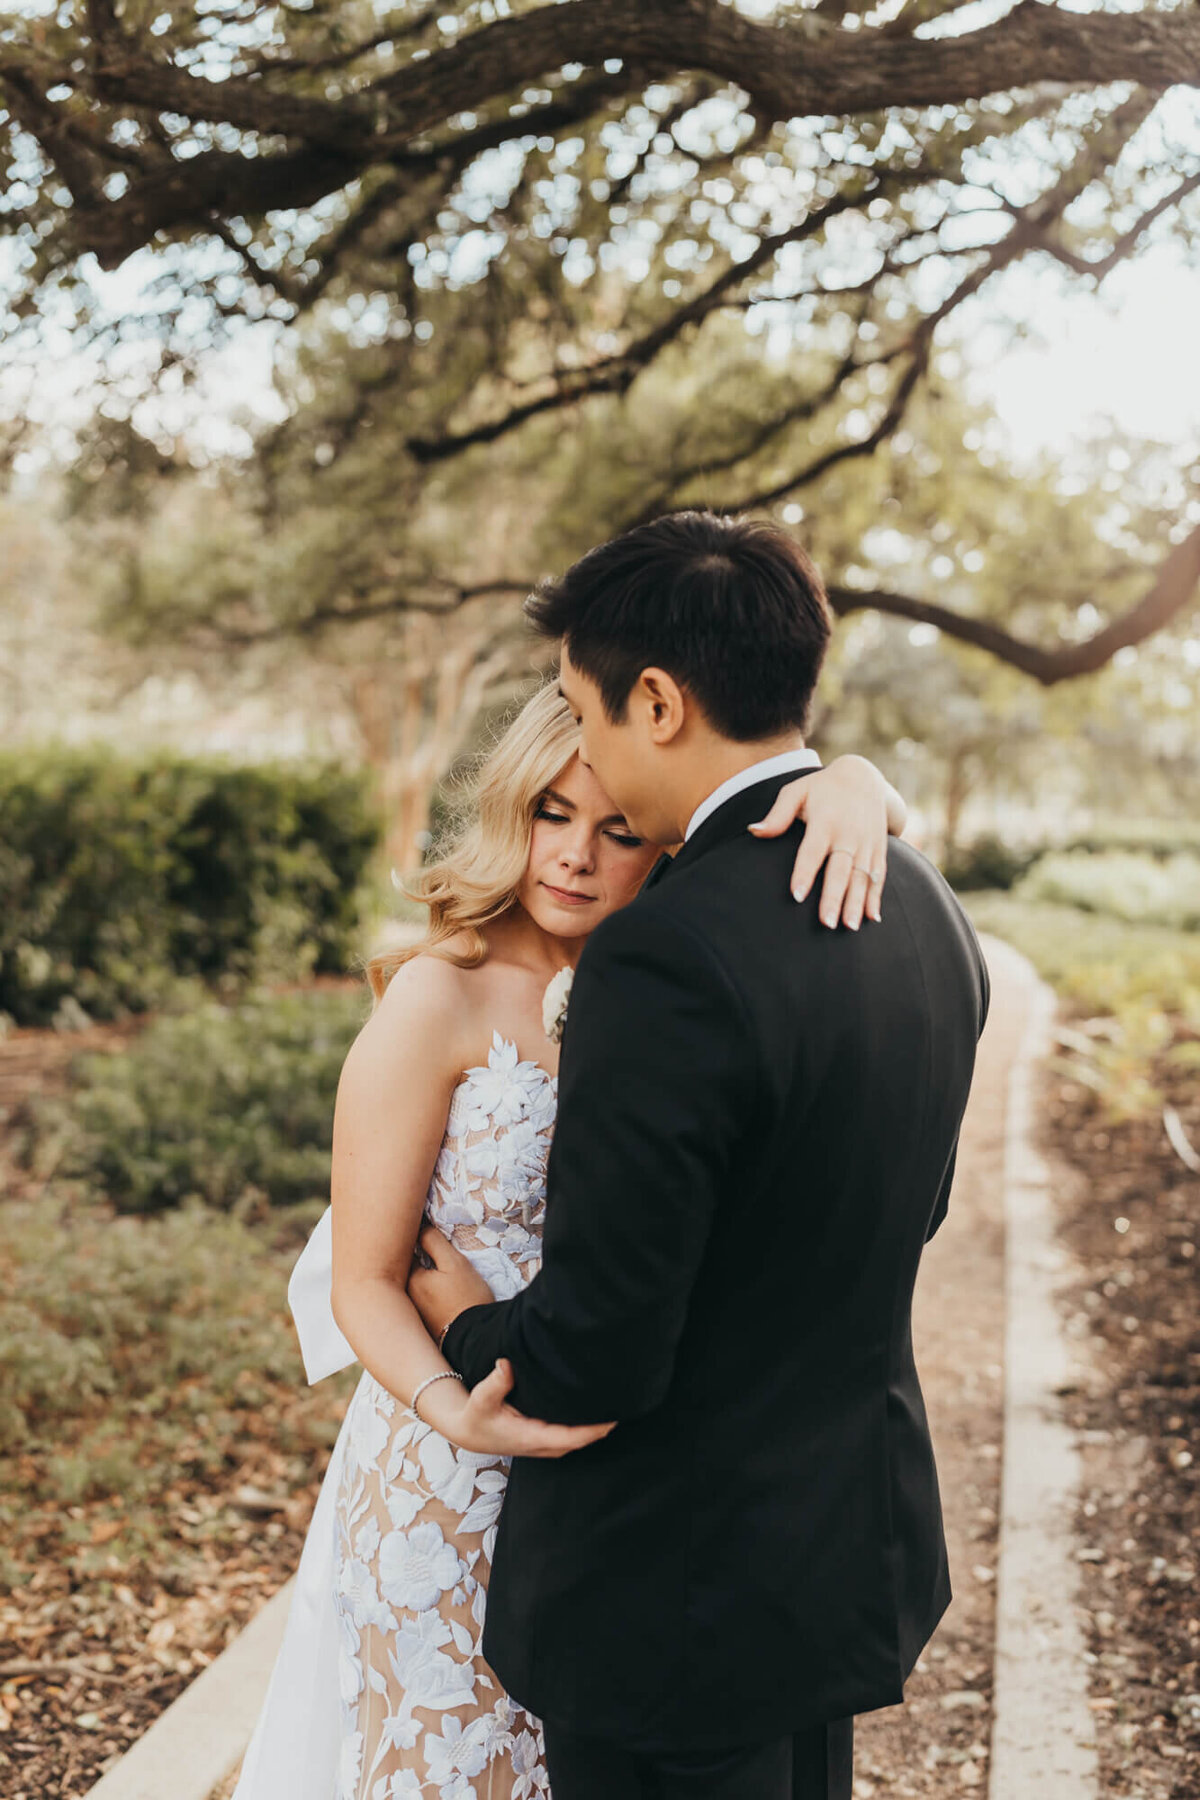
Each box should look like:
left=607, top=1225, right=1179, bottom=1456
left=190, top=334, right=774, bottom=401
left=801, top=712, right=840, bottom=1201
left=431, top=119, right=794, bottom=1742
left=526, top=511, right=833, bottom=741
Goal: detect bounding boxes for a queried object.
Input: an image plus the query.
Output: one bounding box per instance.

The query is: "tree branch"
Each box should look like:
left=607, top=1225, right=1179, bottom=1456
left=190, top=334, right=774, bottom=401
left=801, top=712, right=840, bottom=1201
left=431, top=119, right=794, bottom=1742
left=405, top=172, right=916, bottom=462
left=211, top=579, right=534, bottom=645
left=1037, top=167, right=1200, bottom=282
left=828, top=520, right=1200, bottom=684
left=10, top=0, right=1200, bottom=270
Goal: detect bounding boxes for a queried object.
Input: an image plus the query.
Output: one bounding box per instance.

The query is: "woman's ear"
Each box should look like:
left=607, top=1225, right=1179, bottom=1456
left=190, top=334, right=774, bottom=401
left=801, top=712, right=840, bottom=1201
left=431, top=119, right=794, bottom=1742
left=637, top=667, right=687, bottom=746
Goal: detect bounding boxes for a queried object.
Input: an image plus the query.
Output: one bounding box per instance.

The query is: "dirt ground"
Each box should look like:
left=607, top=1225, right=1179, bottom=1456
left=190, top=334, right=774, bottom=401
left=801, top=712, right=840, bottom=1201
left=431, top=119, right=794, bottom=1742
left=1044, top=1049, right=1200, bottom=1800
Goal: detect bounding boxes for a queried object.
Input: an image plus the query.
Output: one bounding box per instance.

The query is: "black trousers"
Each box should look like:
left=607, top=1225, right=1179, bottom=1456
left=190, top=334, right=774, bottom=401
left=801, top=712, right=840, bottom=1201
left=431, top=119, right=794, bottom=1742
left=542, top=1715, right=854, bottom=1800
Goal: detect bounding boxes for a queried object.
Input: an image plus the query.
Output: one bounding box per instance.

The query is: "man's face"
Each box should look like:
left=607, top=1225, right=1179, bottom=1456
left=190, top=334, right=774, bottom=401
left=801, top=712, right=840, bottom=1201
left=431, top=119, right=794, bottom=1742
left=558, top=645, right=667, bottom=844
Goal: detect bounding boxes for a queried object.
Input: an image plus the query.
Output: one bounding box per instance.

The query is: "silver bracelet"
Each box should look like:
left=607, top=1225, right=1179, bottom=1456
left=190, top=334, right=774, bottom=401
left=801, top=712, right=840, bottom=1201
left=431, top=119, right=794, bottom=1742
left=409, top=1368, right=464, bottom=1422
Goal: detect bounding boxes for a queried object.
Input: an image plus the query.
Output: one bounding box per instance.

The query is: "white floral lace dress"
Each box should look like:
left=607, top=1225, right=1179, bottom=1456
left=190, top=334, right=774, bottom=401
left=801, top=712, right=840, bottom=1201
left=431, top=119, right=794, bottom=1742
left=331, top=1034, right=557, bottom=1800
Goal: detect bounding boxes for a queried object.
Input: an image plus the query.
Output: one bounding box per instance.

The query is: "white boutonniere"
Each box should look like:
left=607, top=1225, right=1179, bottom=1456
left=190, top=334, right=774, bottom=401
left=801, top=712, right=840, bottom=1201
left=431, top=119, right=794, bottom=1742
left=542, top=966, right=575, bottom=1044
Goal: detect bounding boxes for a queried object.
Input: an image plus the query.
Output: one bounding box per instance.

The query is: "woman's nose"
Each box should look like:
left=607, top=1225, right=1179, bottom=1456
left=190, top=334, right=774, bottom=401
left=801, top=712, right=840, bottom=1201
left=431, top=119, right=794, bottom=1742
left=559, top=831, right=596, bottom=873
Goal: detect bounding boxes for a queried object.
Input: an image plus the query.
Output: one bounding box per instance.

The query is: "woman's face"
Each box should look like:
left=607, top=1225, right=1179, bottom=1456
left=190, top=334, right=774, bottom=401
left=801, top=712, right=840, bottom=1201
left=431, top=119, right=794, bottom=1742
left=517, top=753, right=660, bottom=938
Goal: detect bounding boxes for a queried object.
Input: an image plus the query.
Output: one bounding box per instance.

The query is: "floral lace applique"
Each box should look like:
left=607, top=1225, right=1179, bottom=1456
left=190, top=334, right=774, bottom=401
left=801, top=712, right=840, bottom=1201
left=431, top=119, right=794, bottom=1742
left=332, top=1035, right=556, bottom=1799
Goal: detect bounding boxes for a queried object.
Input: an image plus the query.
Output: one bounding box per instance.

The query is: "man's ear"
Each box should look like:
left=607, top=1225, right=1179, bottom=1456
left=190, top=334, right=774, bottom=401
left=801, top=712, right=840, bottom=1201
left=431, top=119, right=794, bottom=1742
left=636, top=667, right=687, bottom=746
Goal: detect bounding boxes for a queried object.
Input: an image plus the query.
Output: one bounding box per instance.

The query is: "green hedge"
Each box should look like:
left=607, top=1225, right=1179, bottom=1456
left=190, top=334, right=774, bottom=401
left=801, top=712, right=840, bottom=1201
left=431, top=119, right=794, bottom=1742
left=0, top=749, right=381, bottom=1025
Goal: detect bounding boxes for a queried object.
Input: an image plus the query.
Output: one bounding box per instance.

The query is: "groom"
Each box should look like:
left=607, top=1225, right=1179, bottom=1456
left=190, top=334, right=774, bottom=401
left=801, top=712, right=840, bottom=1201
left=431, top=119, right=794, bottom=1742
left=412, top=511, right=990, bottom=1799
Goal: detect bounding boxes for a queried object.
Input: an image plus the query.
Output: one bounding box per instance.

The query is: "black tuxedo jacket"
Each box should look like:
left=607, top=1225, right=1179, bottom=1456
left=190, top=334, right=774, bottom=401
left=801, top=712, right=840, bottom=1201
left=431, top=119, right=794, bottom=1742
left=444, top=770, right=990, bottom=1753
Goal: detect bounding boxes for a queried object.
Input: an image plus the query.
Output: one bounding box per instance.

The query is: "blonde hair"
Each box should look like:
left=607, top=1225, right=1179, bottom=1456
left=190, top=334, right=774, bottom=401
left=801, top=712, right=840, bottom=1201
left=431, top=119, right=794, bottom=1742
left=365, top=682, right=581, bottom=1003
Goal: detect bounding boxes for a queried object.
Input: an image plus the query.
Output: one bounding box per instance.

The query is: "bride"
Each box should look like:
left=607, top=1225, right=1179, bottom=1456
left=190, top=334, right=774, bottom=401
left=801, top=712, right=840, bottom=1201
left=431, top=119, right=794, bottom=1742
left=233, top=681, right=904, bottom=1800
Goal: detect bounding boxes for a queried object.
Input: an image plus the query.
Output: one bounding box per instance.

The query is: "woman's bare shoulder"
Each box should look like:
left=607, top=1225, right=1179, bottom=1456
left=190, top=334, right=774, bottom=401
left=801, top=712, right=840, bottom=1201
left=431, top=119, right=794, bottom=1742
left=353, top=944, right=487, bottom=1079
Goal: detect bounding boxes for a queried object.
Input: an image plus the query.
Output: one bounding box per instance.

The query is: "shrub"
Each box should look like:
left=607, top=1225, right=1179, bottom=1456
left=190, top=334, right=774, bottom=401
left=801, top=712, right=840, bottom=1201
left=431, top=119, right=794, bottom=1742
left=942, top=832, right=1040, bottom=893
left=1058, top=820, right=1200, bottom=859
left=1014, top=851, right=1200, bottom=933
left=964, top=897, right=1200, bottom=1018
left=964, top=894, right=1200, bottom=1121
left=24, top=986, right=368, bottom=1213
left=0, top=748, right=381, bottom=1025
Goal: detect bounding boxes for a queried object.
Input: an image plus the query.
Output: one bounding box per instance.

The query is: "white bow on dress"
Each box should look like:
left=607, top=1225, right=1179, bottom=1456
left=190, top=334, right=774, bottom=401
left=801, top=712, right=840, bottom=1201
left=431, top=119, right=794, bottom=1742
left=287, top=1205, right=358, bottom=1383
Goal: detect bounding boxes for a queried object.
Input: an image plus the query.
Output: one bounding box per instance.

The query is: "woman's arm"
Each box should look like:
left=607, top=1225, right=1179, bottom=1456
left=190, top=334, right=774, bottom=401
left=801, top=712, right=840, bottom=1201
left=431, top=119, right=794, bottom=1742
left=330, top=959, right=612, bottom=1459
left=748, top=754, right=906, bottom=930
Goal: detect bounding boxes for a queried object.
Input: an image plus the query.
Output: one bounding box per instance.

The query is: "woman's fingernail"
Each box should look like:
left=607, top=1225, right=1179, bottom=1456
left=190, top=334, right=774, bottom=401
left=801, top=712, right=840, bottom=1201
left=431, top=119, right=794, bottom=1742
left=822, top=912, right=836, bottom=928
left=748, top=821, right=766, bottom=833
left=792, top=885, right=808, bottom=902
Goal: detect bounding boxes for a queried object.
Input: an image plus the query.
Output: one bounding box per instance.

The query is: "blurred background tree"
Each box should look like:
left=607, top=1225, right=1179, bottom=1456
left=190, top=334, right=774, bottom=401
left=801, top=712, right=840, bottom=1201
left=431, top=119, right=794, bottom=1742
left=1, top=0, right=1199, bottom=857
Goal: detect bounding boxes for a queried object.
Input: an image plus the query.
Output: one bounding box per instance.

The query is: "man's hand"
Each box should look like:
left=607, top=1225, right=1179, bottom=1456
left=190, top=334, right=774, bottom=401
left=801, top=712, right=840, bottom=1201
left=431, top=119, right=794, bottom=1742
left=749, top=754, right=897, bottom=929
left=408, top=1224, right=495, bottom=1343
left=420, top=1356, right=616, bottom=1459
left=408, top=1228, right=616, bottom=1457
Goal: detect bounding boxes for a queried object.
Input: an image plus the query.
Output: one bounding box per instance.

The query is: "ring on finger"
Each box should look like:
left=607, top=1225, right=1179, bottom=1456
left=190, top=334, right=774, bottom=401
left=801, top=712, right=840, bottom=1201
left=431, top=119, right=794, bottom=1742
left=852, top=863, right=873, bottom=878
left=831, top=845, right=855, bottom=858
left=868, top=869, right=885, bottom=884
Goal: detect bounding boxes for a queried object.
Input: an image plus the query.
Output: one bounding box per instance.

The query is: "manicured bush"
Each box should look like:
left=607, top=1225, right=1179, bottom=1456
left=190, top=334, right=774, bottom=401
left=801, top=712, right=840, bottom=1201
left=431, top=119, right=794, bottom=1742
left=24, top=986, right=368, bottom=1213
left=0, top=748, right=381, bottom=1026
left=1058, top=820, right=1200, bottom=859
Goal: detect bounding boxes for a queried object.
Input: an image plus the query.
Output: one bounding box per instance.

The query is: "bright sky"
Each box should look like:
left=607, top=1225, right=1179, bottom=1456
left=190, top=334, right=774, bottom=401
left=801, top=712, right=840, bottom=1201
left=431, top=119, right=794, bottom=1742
left=963, top=250, right=1200, bottom=464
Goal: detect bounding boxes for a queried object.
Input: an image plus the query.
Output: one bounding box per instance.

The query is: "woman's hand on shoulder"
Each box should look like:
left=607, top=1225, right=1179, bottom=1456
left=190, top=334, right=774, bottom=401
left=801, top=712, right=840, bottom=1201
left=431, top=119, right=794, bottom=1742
left=748, top=755, right=907, bottom=931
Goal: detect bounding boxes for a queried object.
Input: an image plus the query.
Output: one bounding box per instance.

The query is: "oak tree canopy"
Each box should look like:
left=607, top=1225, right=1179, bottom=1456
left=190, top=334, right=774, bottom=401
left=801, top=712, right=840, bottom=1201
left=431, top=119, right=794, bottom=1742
left=3, top=0, right=1199, bottom=680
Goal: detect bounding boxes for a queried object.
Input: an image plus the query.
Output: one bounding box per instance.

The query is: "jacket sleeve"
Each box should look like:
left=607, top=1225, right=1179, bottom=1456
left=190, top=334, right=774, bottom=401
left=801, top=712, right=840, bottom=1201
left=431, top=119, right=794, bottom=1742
left=976, top=932, right=991, bottom=1034
left=925, top=1146, right=957, bottom=1243
left=441, top=904, right=760, bottom=1424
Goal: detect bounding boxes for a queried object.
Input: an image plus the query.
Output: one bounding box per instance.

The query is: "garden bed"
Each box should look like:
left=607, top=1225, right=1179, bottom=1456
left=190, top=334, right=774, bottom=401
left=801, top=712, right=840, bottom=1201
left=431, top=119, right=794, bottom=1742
left=0, top=993, right=361, bottom=1799
left=1046, top=1056, right=1199, bottom=1799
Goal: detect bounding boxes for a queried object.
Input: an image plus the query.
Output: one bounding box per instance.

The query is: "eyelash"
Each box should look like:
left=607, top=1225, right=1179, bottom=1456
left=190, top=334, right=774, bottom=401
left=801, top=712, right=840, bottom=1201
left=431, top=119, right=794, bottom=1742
left=535, top=805, right=643, bottom=848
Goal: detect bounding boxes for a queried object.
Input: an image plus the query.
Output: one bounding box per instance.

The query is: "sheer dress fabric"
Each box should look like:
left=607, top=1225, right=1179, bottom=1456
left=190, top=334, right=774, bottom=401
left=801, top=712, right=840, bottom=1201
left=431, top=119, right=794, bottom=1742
left=331, top=1034, right=556, bottom=1800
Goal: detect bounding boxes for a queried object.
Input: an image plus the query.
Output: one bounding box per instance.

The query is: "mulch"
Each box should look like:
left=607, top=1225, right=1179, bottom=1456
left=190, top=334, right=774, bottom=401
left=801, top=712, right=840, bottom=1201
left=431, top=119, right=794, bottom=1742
left=1045, top=1048, right=1200, bottom=1799
left=0, top=1471, right=340, bottom=1798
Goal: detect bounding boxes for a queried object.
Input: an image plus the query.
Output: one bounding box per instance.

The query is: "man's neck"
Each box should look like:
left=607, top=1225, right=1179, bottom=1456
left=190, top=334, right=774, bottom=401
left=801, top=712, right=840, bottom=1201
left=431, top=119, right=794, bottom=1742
left=674, top=734, right=808, bottom=840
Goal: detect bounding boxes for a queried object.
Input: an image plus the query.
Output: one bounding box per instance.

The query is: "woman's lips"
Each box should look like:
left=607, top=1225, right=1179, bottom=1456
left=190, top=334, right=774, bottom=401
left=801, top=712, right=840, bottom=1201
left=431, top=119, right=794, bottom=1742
left=541, top=883, right=595, bottom=906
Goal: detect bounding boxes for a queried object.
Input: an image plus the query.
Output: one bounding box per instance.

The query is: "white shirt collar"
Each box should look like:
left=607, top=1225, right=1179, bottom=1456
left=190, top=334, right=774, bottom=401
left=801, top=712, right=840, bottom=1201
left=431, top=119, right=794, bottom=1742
left=684, top=748, right=823, bottom=842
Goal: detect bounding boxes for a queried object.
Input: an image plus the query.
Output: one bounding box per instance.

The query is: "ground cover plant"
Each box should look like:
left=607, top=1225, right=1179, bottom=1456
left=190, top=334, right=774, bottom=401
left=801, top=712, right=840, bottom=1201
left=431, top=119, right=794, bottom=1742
left=19, top=985, right=368, bottom=1214
left=0, top=1189, right=358, bottom=1797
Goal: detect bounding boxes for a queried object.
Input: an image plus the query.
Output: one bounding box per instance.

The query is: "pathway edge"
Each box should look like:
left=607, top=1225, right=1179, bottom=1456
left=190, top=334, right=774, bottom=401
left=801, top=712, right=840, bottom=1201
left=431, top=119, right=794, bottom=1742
left=82, top=1578, right=293, bottom=1800
left=985, top=937, right=1099, bottom=1800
